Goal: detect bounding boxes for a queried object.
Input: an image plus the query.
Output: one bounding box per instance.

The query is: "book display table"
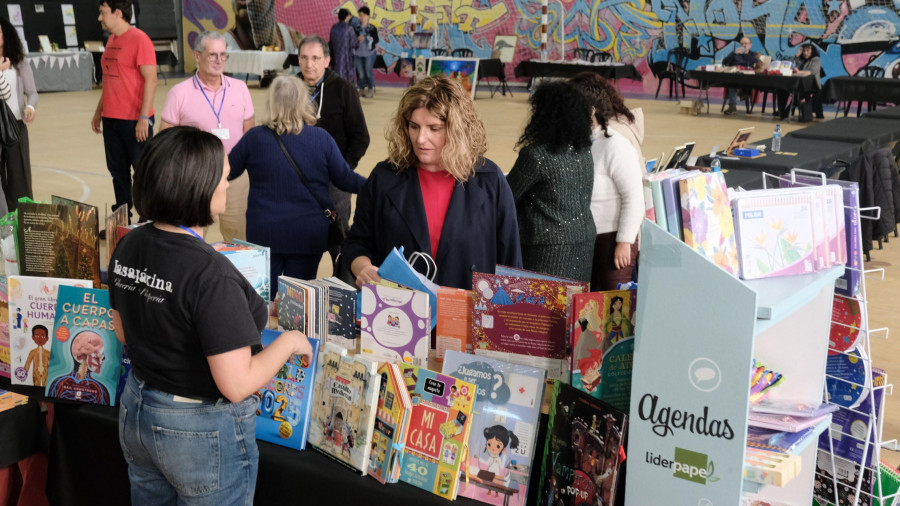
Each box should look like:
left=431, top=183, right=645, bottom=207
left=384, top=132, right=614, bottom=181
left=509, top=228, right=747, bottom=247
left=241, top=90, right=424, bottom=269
left=696, top=136, right=863, bottom=177
left=514, top=60, right=641, bottom=81
left=25, top=52, right=93, bottom=92
left=786, top=116, right=900, bottom=150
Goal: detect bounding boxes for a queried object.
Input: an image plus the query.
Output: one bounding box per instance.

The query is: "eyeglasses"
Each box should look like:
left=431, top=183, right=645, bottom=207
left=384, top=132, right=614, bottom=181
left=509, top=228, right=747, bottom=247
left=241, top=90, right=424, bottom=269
left=299, top=55, right=324, bottom=63
left=204, top=52, right=229, bottom=62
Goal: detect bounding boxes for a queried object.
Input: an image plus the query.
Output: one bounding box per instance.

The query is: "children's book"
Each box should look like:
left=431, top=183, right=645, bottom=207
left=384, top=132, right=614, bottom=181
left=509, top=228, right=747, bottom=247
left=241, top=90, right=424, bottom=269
left=359, top=283, right=430, bottom=368
left=442, top=350, right=546, bottom=506
left=830, top=294, right=864, bottom=353
left=16, top=199, right=101, bottom=288
left=319, top=277, right=358, bottom=351
left=256, top=330, right=320, bottom=450
left=45, top=286, right=123, bottom=406
left=0, top=388, right=29, bottom=412
left=680, top=170, right=739, bottom=275
left=826, top=347, right=871, bottom=409
left=104, top=204, right=129, bottom=266
left=0, top=276, right=9, bottom=379
left=435, top=287, right=473, bottom=363
left=307, top=343, right=380, bottom=475
left=9, top=276, right=88, bottom=386
left=472, top=269, right=587, bottom=381
left=537, top=381, right=628, bottom=506
left=368, top=362, right=413, bottom=484
left=569, top=290, right=637, bottom=413
left=277, top=276, right=308, bottom=334
left=397, top=363, right=477, bottom=500
left=662, top=171, right=695, bottom=239
left=212, top=240, right=270, bottom=301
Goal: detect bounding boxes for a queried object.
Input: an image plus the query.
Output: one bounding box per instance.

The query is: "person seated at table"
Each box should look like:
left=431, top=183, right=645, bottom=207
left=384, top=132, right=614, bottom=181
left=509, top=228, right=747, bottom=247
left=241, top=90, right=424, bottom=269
left=507, top=81, right=596, bottom=282
left=110, top=126, right=313, bottom=504
left=569, top=73, right=644, bottom=291
left=228, top=76, right=365, bottom=290
left=722, top=36, right=758, bottom=115
left=776, top=43, right=822, bottom=122
left=343, top=76, right=522, bottom=290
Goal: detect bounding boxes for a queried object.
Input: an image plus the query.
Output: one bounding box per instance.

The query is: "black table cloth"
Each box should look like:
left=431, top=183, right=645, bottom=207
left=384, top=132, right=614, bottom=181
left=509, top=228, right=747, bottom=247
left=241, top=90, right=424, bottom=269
left=696, top=136, right=863, bottom=175
left=514, top=60, right=641, bottom=81
left=864, top=104, right=900, bottom=119
left=46, top=401, right=549, bottom=505
left=786, top=116, right=900, bottom=149
left=0, top=377, right=48, bottom=468
left=823, top=76, right=900, bottom=103
left=686, top=70, right=818, bottom=94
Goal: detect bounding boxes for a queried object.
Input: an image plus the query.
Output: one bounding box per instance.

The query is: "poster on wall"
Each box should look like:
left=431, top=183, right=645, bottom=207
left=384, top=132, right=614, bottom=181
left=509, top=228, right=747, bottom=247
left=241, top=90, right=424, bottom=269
left=65, top=26, right=78, bottom=48
left=492, top=35, right=517, bottom=63
left=61, top=4, right=76, bottom=25
left=7, top=5, right=22, bottom=26
left=427, top=57, right=479, bottom=99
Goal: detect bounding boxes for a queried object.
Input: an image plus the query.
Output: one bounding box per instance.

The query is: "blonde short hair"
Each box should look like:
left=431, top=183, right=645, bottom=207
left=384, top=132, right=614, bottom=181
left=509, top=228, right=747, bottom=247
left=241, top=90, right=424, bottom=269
left=265, top=76, right=317, bottom=135
left=385, top=77, right=487, bottom=182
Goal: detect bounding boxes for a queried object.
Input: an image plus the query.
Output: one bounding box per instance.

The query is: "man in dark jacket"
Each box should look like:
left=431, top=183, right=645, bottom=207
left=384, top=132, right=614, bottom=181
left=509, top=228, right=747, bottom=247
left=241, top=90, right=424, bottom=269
left=296, top=35, right=370, bottom=235
left=722, top=37, right=757, bottom=115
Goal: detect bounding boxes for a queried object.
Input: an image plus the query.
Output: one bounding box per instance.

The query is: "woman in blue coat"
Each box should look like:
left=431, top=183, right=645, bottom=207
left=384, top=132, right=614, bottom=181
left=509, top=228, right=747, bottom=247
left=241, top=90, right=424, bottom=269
left=342, top=77, right=521, bottom=290
left=229, top=76, right=365, bottom=289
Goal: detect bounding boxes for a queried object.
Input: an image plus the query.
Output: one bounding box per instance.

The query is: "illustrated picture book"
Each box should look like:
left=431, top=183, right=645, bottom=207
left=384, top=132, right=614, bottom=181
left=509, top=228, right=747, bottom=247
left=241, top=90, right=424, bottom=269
left=397, top=363, right=477, bottom=500
left=319, top=277, right=358, bottom=351
left=307, top=342, right=380, bottom=475
left=213, top=240, right=270, bottom=301
left=472, top=268, right=587, bottom=381
left=256, top=330, right=320, bottom=451
left=537, top=381, right=628, bottom=506
left=9, top=276, right=88, bottom=386
left=442, top=350, right=547, bottom=506
left=359, top=283, right=430, bottom=368
left=45, top=286, right=123, bottom=406
left=368, top=361, right=413, bottom=484
left=569, top=289, right=637, bottom=412
left=276, top=276, right=310, bottom=335
left=16, top=199, right=100, bottom=288
left=434, top=287, right=474, bottom=364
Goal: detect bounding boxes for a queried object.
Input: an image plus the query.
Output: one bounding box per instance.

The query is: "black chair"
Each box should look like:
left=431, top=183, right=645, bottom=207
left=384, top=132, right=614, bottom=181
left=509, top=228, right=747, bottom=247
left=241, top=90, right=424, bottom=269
left=451, top=48, right=473, bottom=57
left=592, top=51, right=612, bottom=63
left=649, top=51, right=678, bottom=99
left=431, top=48, right=448, bottom=57
left=573, top=48, right=594, bottom=61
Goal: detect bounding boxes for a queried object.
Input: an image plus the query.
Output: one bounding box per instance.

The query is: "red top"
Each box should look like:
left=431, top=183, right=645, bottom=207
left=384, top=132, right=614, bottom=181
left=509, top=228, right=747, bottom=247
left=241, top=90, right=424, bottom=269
left=417, top=168, right=456, bottom=257
left=100, top=27, right=156, bottom=120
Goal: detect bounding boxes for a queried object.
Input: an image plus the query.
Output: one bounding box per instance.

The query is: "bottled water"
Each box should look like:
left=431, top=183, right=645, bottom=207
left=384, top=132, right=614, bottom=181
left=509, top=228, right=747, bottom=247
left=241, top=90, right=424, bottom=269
left=711, top=157, right=721, bottom=172
left=772, top=124, right=782, bottom=152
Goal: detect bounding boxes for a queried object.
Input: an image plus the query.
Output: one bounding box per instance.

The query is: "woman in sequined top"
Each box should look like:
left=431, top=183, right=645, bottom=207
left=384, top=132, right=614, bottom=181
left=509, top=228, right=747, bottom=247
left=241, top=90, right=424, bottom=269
left=506, top=81, right=596, bottom=282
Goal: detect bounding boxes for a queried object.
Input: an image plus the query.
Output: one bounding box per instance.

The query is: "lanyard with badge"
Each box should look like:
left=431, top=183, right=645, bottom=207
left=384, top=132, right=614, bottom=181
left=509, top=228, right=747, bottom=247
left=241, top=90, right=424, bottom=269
left=176, top=225, right=204, bottom=241
left=195, top=74, right=230, bottom=141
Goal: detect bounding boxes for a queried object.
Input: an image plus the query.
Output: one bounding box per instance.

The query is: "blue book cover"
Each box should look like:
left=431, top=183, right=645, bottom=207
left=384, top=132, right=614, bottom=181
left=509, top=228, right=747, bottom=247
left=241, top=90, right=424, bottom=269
left=255, top=330, right=320, bottom=450
left=442, top=351, right=547, bottom=506
left=45, top=286, right=123, bottom=406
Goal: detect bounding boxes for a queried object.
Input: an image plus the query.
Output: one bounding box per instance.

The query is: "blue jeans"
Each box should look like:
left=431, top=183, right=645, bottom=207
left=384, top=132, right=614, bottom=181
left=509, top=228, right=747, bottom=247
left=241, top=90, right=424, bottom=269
left=355, top=54, right=376, bottom=91
left=118, top=373, right=259, bottom=505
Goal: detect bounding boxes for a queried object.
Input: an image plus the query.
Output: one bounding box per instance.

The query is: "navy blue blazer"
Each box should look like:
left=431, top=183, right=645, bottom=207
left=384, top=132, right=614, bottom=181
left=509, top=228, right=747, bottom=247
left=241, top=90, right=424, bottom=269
left=342, top=159, right=522, bottom=290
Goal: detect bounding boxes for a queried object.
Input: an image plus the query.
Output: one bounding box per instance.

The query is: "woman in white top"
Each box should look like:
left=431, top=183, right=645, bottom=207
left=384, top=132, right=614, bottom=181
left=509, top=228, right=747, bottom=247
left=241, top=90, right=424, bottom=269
left=570, top=72, right=644, bottom=291
left=0, top=16, right=37, bottom=212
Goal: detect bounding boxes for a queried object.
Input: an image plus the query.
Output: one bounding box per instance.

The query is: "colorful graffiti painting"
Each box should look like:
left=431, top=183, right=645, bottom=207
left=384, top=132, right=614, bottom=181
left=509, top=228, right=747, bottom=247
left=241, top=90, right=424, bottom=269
left=183, top=0, right=900, bottom=84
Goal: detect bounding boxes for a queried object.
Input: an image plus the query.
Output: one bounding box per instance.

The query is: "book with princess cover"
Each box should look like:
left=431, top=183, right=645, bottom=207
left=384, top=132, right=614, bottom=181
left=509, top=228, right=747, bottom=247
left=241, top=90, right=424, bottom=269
left=255, top=330, right=320, bottom=450
left=472, top=268, right=587, bottom=381
left=360, top=283, right=430, bottom=368
left=44, top=286, right=123, bottom=405
left=569, top=290, right=637, bottom=413
left=442, top=350, right=547, bottom=506
left=307, top=342, right=380, bottom=475
left=396, top=363, right=477, bottom=500
left=537, top=381, right=628, bottom=506
left=212, top=240, right=270, bottom=301
left=367, top=361, right=412, bottom=484
left=8, top=276, right=88, bottom=386
left=16, top=199, right=101, bottom=288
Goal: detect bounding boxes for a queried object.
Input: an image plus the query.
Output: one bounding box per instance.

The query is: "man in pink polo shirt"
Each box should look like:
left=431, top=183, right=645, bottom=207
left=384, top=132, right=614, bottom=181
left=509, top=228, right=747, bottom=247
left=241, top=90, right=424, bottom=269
left=159, top=31, right=255, bottom=242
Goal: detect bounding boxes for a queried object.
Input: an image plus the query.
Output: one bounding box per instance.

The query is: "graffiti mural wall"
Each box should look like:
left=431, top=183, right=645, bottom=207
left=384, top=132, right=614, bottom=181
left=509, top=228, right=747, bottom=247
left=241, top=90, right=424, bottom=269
left=182, top=0, right=900, bottom=86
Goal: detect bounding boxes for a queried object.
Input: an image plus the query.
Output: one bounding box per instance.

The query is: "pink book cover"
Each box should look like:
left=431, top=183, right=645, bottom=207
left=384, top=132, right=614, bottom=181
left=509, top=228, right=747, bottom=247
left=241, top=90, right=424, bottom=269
left=472, top=272, right=587, bottom=360
left=678, top=171, right=739, bottom=275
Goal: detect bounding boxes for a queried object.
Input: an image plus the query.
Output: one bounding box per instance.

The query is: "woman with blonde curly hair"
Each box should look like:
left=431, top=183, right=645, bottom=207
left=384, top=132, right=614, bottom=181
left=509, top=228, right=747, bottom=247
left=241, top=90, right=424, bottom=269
left=343, top=76, right=521, bottom=289
left=229, top=76, right=365, bottom=291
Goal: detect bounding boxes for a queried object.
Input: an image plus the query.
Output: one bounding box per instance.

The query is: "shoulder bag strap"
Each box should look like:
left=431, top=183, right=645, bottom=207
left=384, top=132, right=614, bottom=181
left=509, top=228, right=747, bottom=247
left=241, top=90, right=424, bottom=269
left=269, top=128, right=338, bottom=223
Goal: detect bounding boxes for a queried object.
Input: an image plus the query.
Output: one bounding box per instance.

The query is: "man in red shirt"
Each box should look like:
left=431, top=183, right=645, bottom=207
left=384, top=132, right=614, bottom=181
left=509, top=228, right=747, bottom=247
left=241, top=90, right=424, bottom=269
left=91, top=0, right=157, bottom=222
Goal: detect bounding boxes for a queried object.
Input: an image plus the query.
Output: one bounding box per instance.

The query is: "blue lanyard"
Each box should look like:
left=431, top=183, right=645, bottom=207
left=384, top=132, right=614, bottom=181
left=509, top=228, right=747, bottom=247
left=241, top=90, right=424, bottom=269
left=194, top=74, right=226, bottom=128
left=177, top=225, right=204, bottom=241
left=309, top=88, right=321, bottom=104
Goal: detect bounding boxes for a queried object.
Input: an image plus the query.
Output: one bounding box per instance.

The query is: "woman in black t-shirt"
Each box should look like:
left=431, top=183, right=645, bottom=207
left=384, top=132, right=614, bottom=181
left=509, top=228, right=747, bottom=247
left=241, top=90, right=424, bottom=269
left=109, top=127, right=312, bottom=505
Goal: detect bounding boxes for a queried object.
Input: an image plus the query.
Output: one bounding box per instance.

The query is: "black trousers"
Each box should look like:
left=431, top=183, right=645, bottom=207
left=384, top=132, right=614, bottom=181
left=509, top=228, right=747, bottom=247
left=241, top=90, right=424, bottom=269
left=0, top=120, right=32, bottom=212
left=102, top=117, right=153, bottom=219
